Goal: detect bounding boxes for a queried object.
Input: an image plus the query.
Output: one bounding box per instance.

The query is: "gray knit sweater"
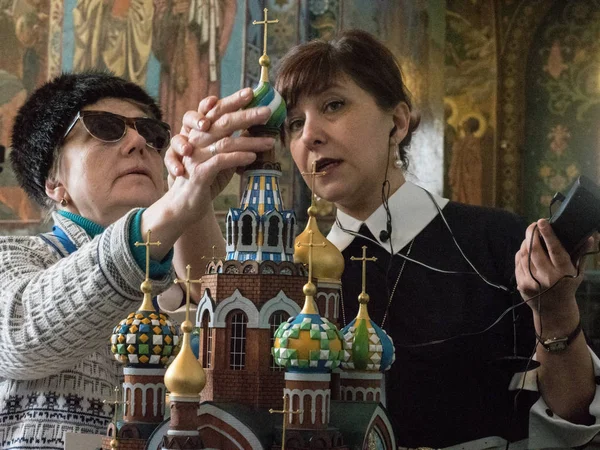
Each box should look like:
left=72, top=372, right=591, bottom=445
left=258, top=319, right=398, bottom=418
left=0, top=210, right=173, bottom=449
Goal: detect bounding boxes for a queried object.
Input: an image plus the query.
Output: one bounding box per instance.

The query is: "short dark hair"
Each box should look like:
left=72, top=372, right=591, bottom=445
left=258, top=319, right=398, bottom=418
left=275, top=29, right=420, bottom=168
left=10, top=71, right=162, bottom=208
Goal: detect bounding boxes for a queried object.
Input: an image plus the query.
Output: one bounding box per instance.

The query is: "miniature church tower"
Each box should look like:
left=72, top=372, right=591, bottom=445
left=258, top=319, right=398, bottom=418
left=272, top=230, right=349, bottom=449
left=226, top=7, right=294, bottom=263
left=102, top=231, right=180, bottom=450
left=162, top=265, right=206, bottom=449
left=196, top=8, right=307, bottom=419
left=339, top=246, right=396, bottom=403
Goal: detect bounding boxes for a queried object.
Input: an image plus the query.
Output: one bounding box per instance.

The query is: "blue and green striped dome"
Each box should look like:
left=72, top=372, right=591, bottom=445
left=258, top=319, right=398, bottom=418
left=245, top=80, right=286, bottom=130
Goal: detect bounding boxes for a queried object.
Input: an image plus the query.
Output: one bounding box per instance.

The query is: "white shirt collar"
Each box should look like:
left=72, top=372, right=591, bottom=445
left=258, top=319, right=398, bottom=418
left=327, top=181, right=449, bottom=253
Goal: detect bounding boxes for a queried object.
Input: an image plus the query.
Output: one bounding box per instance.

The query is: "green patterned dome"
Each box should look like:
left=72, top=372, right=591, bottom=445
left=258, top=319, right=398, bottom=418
left=111, top=310, right=180, bottom=367
left=272, top=313, right=343, bottom=373
left=340, top=317, right=395, bottom=372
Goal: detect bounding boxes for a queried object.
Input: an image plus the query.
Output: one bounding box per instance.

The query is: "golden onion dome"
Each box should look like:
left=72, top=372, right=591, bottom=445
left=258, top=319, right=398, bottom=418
left=294, top=208, right=344, bottom=282
left=164, top=319, right=206, bottom=397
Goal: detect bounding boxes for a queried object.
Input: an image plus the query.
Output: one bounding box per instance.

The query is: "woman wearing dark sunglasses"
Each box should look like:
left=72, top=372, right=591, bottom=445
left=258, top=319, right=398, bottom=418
left=0, top=72, right=273, bottom=448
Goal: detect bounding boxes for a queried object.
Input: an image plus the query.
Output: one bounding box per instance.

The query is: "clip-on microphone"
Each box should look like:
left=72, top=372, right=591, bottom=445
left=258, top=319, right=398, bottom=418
left=380, top=223, right=391, bottom=242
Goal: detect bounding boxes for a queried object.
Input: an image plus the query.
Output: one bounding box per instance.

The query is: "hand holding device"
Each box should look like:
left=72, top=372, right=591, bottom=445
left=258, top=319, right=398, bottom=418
left=546, top=175, right=600, bottom=255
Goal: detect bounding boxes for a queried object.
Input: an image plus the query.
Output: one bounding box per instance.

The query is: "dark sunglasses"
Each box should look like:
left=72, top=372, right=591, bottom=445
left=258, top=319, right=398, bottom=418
left=63, top=110, right=171, bottom=151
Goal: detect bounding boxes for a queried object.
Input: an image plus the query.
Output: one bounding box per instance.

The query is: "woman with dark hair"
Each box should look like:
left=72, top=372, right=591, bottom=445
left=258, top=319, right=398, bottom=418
left=275, top=29, right=600, bottom=448
left=168, top=29, right=600, bottom=448
left=0, top=71, right=273, bottom=449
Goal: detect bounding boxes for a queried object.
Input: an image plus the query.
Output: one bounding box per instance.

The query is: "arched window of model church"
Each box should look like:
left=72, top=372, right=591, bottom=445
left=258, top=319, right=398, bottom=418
left=229, top=311, right=247, bottom=370
left=227, top=216, right=233, bottom=246
left=269, top=311, right=289, bottom=370
left=201, top=310, right=212, bottom=369
left=241, top=215, right=254, bottom=245
left=267, top=216, right=280, bottom=247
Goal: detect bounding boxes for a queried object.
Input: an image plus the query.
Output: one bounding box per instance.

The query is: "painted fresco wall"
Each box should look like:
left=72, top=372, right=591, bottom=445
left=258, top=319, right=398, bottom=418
left=340, top=0, right=445, bottom=195
left=0, top=0, right=49, bottom=231
left=9, top=1, right=599, bottom=235
left=523, top=0, right=600, bottom=222
left=0, top=0, right=445, bottom=236
left=444, top=0, right=496, bottom=207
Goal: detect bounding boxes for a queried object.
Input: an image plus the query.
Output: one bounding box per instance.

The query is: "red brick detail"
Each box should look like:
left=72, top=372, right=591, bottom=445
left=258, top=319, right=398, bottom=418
left=123, top=373, right=165, bottom=423
left=340, top=376, right=382, bottom=402
left=170, top=401, right=201, bottom=431
left=199, top=412, right=259, bottom=449
left=160, top=435, right=203, bottom=449
left=285, top=380, right=331, bottom=430
left=200, top=368, right=286, bottom=408
left=205, top=274, right=306, bottom=309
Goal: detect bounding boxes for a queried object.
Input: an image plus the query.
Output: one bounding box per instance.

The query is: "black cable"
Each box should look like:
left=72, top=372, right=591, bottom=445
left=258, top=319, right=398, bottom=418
left=336, top=185, right=599, bottom=449
left=335, top=192, right=598, bottom=349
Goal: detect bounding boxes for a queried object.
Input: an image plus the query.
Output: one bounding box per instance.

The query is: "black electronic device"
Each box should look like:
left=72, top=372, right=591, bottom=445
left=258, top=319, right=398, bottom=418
left=547, top=175, right=600, bottom=255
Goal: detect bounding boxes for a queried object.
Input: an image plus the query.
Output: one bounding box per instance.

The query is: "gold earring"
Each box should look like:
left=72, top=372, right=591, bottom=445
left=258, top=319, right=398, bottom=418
left=60, top=198, right=68, bottom=207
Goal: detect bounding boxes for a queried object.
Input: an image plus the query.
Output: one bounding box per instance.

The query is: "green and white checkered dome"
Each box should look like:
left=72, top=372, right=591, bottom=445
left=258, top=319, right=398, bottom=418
left=272, top=313, right=343, bottom=373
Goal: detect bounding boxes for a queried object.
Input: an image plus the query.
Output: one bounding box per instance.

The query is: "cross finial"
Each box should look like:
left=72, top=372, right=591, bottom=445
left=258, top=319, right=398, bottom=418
left=103, top=386, right=129, bottom=428
left=174, top=265, right=202, bottom=324
left=252, top=8, right=279, bottom=82
left=350, top=246, right=377, bottom=303
left=253, top=8, right=278, bottom=56
left=134, top=229, right=161, bottom=282
left=301, top=161, right=326, bottom=209
left=269, top=395, right=303, bottom=450
left=134, top=230, right=161, bottom=311
left=201, top=245, right=226, bottom=264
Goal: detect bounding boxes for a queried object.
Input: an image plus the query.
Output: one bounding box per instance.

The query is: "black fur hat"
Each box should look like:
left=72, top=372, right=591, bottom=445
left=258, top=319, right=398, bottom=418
left=10, top=71, right=163, bottom=207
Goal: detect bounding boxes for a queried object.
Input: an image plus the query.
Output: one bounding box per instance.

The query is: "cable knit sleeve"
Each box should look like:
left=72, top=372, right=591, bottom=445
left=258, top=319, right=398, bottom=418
left=0, top=210, right=174, bottom=380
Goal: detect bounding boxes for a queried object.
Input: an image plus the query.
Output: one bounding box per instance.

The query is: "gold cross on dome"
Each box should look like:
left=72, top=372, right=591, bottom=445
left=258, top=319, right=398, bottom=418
left=350, top=246, right=378, bottom=300
left=269, top=395, right=303, bottom=450
left=134, top=229, right=161, bottom=282
left=174, top=265, right=202, bottom=323
left=301, top=161, right=326, bottom=207
left=253, top=8, right=279, bottom=56
left=201, top=245, right=226, bottom=263
left=134, top=229, right=161, bottom=311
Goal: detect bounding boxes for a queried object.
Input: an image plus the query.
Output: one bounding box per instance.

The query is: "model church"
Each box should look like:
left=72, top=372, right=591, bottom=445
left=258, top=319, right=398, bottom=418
left=98, top=10, right=397, bottom=450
